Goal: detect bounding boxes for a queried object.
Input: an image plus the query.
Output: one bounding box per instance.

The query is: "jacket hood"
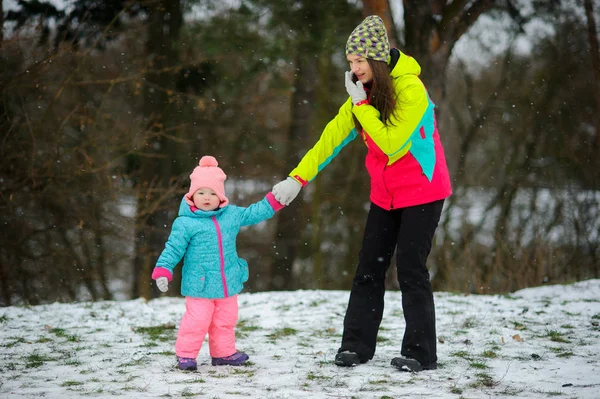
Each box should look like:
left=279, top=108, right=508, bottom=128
left=389, top=48, right=421, bottom=79
left=177, top=196, right=227, bottom=218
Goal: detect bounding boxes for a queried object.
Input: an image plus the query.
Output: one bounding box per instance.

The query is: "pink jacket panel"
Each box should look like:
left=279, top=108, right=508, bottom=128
left=363, top=125, right=452, bottom=210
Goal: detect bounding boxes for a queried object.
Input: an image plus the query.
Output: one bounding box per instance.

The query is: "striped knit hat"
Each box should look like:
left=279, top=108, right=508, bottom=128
left=345, top=15, right=390, bottom=63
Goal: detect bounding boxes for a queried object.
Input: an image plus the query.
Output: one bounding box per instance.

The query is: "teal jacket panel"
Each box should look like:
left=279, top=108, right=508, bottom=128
left=155, top=196, right=276, bottom=298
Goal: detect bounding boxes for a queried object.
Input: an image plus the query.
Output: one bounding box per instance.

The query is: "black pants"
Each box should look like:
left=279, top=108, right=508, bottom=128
left=338, top=200, right=444, bottom=366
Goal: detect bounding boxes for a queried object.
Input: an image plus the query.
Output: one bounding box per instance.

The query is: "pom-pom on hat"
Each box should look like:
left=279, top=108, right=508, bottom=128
left=185, top=156, right=229, bottom=208
left=345, top=15, right=390, bottom=63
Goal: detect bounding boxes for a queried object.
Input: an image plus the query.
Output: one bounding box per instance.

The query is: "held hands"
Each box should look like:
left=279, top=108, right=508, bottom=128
left=344, top=71, right=367, bottom=105
left=156, top=277, right=169, bottom=293
left=272, top=177, right=302, bottom=206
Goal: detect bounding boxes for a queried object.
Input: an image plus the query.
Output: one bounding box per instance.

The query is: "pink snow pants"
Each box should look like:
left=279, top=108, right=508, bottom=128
left=175, top=295, right=238, bottom=359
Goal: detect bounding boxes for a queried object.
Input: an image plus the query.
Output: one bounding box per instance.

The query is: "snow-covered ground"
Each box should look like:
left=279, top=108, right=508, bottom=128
left=1, top=280, right=599, bottom=399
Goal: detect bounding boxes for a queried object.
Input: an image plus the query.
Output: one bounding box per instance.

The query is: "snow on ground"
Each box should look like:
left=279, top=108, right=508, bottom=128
left=1, top=280, right=599, bottom=399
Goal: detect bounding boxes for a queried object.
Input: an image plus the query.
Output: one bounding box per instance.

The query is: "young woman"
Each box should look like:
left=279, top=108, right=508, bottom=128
left=272, top=15, right=452, bottom=372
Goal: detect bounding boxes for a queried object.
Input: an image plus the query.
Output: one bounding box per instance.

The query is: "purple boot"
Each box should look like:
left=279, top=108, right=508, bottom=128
left=177, top=357, right=197, bottom=371
left=211, top=352, right=249, bottom=366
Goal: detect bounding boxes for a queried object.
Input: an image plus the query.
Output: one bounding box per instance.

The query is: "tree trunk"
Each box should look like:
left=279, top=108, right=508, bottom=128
left=1, top=0, right=4, bottom=46
left=402, top=0, right=498, bottom=291
left=270, top=52, right=317, bottom=290
left=0, top=0, right=4, bottom=48
left=133, top=0, right=183, bottom=299
left=360, top=0, right=399, bottom=47
left=583, top=0, right=600, bottom=149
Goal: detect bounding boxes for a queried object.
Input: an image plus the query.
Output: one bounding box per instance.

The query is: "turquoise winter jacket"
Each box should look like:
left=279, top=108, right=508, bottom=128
left=152, top=195, right=279, bottom=299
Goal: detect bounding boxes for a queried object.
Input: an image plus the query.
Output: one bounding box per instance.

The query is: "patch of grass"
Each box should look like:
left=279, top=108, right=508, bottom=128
left=173, top=378, right=205, bottom=385
left=25, top=352, right=52, bottom=368
left=158, top=350, right=175, bottom=356
left=119, top=357, right=150, bottom=368
left=61, top=380, right=83, bottom=387
left=462, top=317, right=477, bottom=329
left=591, top=313, right=600, bottom=320
left=486, top=342, right=501, bottom=351
left=511, top=321, right=526, bottom=330
left=0, top=314, right=8, bottom=323
left=556, top=351, right=574, bottom=358
left=369, top=379, right=389, bottom=385
left=231, top=368, right=255, bottom=378
left=450, top=350, right=471, bottom=359
left=563, top=311, right=580, bottom=316
left=560, top=324, right=574, bottom=329
left=538, top=298, right=552, bottom=307
left=481, top=350, right=497, bottom=358
left=275, top=304, right=291, bottom=312
left=267, top=327, right=298, bottom=341
left=64, top=359, right=82, bottom=366
left=180, top=387, right=199, bottom=397
left=236, top=321, right=261, bottom=339
left=376, top=335, right=390, bottom=343
left=450, top=387, right=463, bottom=395
left=49, top=328, right=80, bottom=342
left=313, top=327, right=339, bottom=338
left=36, top=337, right=53, bottom=343
left=309, top=299, right=327, bottom=307
left=134, top=324, right=176, bottom=342
left=545, top=330, right=570, bottom=343
left=3, top=362, right=17, bottom=371
left=306, top=372, right=332, bottom=381
left=497, top=386, right=525, bottom=396
left=80, top=368, right=95, bottom=375
left=3, top=337, right=27, bottom=348
left=470, top=361, right=488, bottom=369
left=534, top=390, right=565, bottom=397
left=469, top=372, right=495, bottom=388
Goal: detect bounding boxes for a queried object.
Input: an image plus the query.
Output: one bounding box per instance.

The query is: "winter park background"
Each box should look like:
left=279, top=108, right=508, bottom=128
left=2, top=0, right=600, bottom=398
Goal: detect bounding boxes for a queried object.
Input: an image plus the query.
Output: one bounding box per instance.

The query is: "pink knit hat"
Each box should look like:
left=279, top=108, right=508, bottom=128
left=185, top=156, right=229, bottom=208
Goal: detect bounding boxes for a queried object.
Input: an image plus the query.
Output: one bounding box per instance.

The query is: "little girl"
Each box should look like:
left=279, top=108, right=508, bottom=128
left=152, top=156, right=284, bottom=371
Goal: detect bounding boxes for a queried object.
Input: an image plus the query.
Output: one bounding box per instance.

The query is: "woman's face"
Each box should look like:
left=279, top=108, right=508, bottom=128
left=347, top=54, right=373, bottom=84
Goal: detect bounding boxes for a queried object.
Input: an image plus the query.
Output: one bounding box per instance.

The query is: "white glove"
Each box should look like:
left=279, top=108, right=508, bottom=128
left=272, top=177, right=302, bottom=206
left=344, top=71, right=367, bottom=105
left=156, top=277, right=169, bottom=293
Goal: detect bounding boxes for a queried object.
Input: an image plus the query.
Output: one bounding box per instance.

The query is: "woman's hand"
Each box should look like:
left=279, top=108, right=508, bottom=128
left=272, top=177, right=302, bottom=205
left=344, top=71, right=367, bottom=105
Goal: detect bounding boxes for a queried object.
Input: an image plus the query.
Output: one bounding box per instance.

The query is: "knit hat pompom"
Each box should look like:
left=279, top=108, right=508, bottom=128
left=199, top=155, right=218, bottom=168
left=185, top=155, right=229, bottom=208
left=345, top=15, right=390, bottom=63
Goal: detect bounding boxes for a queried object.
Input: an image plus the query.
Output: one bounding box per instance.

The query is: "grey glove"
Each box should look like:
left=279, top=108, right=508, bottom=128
left=272, top=177, right=302, bottom=206
left=156, top=277, right=169, bottom=293
left=344, top=71, right=367, bottom=105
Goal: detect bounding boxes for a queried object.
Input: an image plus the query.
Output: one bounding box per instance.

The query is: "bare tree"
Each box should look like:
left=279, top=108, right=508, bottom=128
left=583, top=0, right=600, bottom=149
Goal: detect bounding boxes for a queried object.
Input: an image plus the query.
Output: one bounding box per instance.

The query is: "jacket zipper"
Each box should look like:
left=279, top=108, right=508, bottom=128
left=211, top=216, right=228, bottom=297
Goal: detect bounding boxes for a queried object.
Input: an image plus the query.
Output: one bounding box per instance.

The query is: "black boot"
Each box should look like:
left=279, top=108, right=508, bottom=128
left=391, top=356, right=437, bottom=372
left=335, top=351, right=362, bottom=367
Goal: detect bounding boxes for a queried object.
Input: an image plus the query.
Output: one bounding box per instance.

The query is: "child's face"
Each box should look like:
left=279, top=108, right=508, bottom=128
left=192, top=188, right=221, bottom=211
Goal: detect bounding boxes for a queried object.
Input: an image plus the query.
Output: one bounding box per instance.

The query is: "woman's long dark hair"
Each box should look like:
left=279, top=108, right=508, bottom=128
left=353, top=59, right=397, bottom=133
